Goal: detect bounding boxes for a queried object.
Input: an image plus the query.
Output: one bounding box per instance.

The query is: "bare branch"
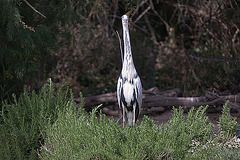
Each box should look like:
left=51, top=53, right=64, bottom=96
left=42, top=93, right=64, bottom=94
left=144, top=14, right=158, bottom=46
left=23, top=0, right=46, bottom=18
left=232, top=25, right=239, bottom=43
left=110, top=3, right=117, bottom=30
left=188, top=54, right=240, bottom=63
left=115, top=31, right=123, bottom=64
left=232, top=24, right=240, bottom=54
left=149, top=0, right=171, bottom=33
left=132, top=0, right=149, bottom=18
left=133, top=5, right=151, bottom=24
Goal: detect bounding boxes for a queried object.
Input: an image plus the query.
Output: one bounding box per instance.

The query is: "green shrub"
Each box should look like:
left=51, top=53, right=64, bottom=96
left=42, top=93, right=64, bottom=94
left=157, top=106, right=214, bottom=159
left=218, top=101, right=238, bottom=136
left=0, top=79, right=76, bottom=159
left=39, top=105, right=216, bottom=159
left=186, top=102, right=240, bottom=160
left=1, top=81, right=239, bottom=160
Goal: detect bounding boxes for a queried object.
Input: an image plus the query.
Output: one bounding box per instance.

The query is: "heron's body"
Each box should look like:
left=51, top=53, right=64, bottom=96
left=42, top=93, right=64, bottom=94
left=117, top=15, right=142, bottom=128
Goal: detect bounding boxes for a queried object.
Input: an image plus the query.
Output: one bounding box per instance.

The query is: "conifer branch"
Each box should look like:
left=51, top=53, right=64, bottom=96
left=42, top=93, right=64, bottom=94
left=23, top=0, right=46, bottom=18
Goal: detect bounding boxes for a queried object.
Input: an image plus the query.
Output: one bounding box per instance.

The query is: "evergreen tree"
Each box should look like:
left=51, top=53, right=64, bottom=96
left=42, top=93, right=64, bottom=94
left=0, top=0, right=87, bottom=104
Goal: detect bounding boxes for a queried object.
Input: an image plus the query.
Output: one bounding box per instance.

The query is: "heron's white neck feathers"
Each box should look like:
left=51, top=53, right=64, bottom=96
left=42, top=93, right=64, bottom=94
left=121, top=15, right=136, bottom=79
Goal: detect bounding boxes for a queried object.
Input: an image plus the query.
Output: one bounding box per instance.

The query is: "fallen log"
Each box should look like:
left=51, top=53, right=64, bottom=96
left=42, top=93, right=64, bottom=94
left=102, top=107, right=121, bottom=117
left=144, top=94, right=240, bottom=111
left=74, top=88, right=240, bottom=116
left=75, top=87, right=181, bottom=110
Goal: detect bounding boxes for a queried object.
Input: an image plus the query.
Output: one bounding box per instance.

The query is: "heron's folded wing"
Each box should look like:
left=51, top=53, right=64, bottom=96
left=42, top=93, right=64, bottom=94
left=117, top=75, right=123, bottom=110
left=133, top=75, right=142, bottom=110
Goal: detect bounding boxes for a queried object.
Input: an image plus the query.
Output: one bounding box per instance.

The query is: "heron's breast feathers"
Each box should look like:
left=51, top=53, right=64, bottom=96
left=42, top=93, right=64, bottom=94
left=122, top=81, right=136, bottom=105
left=118, top=72, right=142, bottom=109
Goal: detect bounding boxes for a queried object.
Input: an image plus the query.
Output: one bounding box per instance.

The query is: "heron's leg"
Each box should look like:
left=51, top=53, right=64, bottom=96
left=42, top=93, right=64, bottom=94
left=122, top=103, right=125, bottom=128
left=133, top=103, right=136, bottom=126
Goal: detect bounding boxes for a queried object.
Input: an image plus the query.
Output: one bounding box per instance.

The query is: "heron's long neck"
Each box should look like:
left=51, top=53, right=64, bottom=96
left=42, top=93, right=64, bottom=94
left=122, top=23, right=136, bottom=78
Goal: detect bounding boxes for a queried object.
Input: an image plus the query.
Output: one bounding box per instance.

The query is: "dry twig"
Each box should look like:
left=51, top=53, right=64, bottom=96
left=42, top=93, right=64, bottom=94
left=115, top=31, right=123, bottom=64
left=23, top=0, right=46, bottom=18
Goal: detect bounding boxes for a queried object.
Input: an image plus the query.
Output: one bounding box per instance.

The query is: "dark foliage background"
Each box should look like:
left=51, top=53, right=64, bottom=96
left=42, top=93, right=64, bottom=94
left=1, top=0, right=240, bottom=105
left=1, top=1, right=240, bottom=159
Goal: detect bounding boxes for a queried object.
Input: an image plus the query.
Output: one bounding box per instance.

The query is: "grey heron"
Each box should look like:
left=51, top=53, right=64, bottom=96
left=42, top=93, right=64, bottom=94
left=117, top=14, right=142, bottom=128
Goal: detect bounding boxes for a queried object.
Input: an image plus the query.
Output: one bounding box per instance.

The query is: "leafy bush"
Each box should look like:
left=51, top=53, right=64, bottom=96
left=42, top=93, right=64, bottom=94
left=218, top=101, right=238, bottom=136
left=39, top=104, right=216, bottom=159
left=0, top=79, right=76, bottom=159
left=1, top=80, right=239, bottom=160
left=39, top=101, right=240, bottom=160
left=186, top=102, right=240, bottom=160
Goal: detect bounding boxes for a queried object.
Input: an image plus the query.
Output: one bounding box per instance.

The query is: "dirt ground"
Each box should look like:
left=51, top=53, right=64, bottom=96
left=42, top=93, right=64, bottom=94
left=108, top=110, right=240, bottom=133
left=148, top=111, right=240, bottom=133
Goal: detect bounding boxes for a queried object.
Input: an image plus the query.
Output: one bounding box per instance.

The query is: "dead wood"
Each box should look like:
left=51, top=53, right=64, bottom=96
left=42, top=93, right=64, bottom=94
left=75, top=87, right=181, bottom=109
left=74, top=87, right=240, bottom=116
left=144, top=94, right=240, bottom=112
left=102, top=107, right=121, bottom=117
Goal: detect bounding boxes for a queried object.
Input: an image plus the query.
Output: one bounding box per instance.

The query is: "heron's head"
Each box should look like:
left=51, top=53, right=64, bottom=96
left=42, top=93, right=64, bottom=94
left=121, top=15, right=128, bottom=26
